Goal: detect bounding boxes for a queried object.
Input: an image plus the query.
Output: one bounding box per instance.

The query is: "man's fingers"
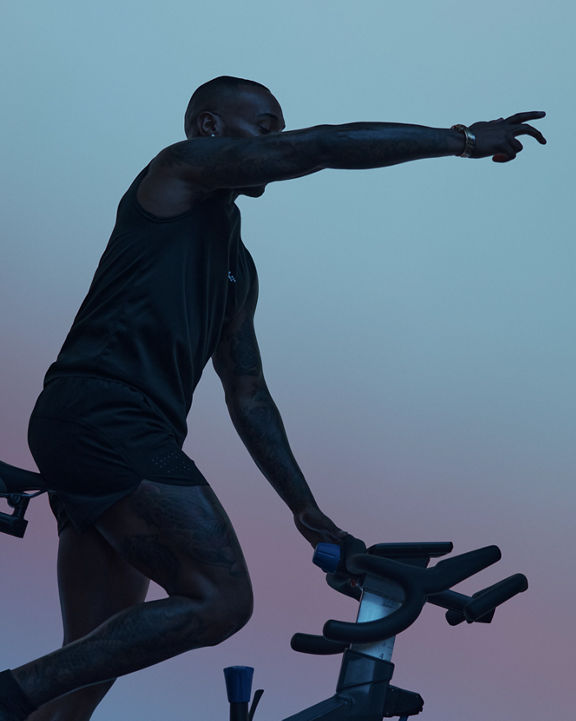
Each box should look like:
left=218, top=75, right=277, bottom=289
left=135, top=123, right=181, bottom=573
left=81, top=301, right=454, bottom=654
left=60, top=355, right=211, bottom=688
left=506, top=110, right=546, bottom=124
left=515, top=123, right=547, bottom=144
left=487, top=111, right=546, bottom=163
left=493, top=152, right=515, bottom=163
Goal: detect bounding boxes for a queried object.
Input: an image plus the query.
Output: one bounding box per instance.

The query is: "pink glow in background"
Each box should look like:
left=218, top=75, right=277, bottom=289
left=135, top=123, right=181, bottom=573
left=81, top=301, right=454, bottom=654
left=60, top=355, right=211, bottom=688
left=1, top=2, right=573, bottom=720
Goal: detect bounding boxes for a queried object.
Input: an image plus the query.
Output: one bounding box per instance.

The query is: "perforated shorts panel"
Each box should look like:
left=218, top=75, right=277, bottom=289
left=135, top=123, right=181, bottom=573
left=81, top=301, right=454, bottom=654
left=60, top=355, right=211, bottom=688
left=27, top=376, right=208, bottom=535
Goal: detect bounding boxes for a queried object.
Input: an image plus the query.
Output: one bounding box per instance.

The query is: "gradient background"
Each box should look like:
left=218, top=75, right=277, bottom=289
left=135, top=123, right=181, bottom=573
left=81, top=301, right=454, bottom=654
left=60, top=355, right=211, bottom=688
left=1, top=1, right=573, bottom=719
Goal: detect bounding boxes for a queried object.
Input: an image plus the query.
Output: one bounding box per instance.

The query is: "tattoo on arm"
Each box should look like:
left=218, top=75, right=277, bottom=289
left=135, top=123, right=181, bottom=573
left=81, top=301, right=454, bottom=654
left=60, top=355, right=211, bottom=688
left=228, top=386, right=318, bottom=513
left=161, top=129, right=325, bottom=190
left=230, top=314, right=261, bottom=378
left=213, top=292, right=264, bottom=397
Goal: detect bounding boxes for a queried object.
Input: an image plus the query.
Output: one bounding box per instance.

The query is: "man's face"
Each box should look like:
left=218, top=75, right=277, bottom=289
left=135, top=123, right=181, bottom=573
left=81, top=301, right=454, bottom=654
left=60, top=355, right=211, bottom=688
left=219, top=87, right=286, bottom=197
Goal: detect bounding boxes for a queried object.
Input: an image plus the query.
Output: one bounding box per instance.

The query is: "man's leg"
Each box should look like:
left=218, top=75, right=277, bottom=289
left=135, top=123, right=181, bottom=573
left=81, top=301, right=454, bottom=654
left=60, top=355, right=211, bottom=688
left=4, top=480, right=254, bottom=714
left=26, top=519, right=151, bottom=721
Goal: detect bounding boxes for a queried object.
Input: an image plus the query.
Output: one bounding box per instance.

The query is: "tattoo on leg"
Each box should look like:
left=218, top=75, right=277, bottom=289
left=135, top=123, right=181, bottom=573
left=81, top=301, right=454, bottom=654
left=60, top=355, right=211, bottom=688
left=120, top=483, right=247, bottom=580
left=12, top=596, right=214, bottom=707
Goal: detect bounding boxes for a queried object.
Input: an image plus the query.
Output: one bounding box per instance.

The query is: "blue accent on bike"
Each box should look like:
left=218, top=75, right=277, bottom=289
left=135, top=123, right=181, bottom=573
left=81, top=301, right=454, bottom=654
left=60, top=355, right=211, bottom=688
left=313, top=543, right=341, bottom=573
left=224, top=666, right=254, bottom=703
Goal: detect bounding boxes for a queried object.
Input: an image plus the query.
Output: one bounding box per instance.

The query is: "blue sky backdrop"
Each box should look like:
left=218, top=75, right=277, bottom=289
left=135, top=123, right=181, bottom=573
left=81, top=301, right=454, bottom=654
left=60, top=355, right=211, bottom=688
left=1, top=1, right=573, bottom=720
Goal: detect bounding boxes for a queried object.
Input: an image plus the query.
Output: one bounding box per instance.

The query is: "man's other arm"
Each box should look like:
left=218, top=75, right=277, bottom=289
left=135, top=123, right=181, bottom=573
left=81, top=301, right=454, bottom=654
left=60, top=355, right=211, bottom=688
left=212, top=279, right=319, bottom=514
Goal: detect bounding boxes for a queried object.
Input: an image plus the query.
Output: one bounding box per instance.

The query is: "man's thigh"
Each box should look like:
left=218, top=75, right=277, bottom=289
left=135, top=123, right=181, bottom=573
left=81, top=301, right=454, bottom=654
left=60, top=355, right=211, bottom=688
left=92, top=479, right=254, bottom=608
left=57, top=521, right=151, bottom=643
left=24, top=525, right=152, bottom=721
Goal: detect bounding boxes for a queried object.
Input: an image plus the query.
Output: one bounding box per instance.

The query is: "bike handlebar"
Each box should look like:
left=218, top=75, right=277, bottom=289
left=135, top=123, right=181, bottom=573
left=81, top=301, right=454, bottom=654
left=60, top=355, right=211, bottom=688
left=312, top=540, right=527, bottom=645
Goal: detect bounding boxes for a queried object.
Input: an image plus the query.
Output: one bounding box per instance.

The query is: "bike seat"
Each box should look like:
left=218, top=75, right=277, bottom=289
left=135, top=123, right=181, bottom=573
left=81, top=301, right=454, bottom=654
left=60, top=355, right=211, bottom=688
left=0, top=459, right=48, bottom=493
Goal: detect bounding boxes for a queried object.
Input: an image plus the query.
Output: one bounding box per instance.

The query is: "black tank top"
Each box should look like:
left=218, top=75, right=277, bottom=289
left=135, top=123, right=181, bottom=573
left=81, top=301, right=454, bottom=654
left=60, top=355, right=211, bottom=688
left=43, top=163, right=257, bottom=444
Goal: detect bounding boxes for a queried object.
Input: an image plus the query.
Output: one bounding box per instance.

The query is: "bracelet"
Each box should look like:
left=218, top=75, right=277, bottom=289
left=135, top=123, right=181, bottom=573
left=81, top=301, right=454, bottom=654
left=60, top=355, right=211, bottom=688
left=451, top=123, right=476, bottom=158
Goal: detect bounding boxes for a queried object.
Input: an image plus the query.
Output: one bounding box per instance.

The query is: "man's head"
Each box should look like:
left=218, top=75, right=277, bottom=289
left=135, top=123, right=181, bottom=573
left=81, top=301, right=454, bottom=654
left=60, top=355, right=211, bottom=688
left=185, top=76, right=285, bottom=139
left=184, top=76, right=286, bottom=197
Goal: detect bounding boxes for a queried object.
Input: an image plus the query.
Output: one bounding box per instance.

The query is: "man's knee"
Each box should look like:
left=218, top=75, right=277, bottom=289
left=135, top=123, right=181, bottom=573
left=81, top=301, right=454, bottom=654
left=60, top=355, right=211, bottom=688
left=167, top=590, right=252, bottom=650
left=202, top=581, right=254, bottom=643
left=230, top=585, right=254, bottom=629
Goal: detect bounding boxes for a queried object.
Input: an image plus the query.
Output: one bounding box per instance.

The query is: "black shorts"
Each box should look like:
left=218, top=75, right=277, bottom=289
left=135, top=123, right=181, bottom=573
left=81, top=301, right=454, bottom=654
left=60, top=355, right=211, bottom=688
left=27, top=376, right=208, bottom=536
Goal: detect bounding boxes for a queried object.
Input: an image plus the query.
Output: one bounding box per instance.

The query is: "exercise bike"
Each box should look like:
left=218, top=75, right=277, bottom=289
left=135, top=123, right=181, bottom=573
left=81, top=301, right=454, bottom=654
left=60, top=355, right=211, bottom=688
left=1, top=459, right=528, bottom=720
left=223, top=536, right=528, bottom=721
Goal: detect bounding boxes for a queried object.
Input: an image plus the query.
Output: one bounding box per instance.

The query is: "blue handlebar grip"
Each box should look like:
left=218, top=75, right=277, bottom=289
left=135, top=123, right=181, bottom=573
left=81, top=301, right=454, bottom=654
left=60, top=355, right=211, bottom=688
left=224, top=666, right=254, bottom=703
left=313, top=543, right=341, bottom=573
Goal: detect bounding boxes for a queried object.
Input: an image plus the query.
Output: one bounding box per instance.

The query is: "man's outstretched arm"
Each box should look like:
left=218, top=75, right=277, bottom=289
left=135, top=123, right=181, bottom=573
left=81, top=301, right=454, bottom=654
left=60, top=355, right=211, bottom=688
left=157, top=111, right=547, bottom=191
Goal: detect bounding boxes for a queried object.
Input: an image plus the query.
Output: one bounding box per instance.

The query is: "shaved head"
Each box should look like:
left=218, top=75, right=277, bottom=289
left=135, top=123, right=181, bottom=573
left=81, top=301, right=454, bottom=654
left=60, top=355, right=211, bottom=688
left=184, top=76, right=272, bottom=138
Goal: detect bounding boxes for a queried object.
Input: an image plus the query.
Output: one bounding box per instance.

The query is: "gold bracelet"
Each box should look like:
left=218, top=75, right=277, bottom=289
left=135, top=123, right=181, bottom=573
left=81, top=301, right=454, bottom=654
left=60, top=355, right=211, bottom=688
left=451, top=124, right=476, bottom=158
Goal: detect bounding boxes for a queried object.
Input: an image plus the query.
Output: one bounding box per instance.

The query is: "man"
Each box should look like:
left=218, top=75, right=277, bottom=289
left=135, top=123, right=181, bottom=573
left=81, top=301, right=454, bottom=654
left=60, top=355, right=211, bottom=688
left=0, top=76, right=546, bottom=721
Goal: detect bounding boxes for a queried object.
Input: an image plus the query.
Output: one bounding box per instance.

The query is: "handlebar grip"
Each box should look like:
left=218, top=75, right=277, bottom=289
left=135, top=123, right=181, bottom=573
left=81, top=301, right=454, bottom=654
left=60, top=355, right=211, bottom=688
left=425, top=545, right=502, bottom=593
left=313, top=536, right=368, bottom=573
left=290, top=633, right=348, bottom=655
left=464, top=573, right=528, bottom=622
left=314, top=538, right=367, bottom=601
left=314, top=543, right=342, bottom=573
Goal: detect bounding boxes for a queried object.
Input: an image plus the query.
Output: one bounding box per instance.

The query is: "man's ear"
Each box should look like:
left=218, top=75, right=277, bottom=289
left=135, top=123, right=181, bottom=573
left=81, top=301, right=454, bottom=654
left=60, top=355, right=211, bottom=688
left=197, top=111, right=223, bottom=137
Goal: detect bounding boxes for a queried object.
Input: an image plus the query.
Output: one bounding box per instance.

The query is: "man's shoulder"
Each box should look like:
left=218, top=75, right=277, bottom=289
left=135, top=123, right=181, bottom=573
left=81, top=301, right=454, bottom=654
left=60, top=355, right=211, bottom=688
left=135, top=152, right=211, bottom=218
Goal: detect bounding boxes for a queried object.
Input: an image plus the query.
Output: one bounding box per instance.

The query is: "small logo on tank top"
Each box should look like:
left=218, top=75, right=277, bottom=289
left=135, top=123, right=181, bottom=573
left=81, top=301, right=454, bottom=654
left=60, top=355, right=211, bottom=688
left=227, top=271, right=237, bottom=283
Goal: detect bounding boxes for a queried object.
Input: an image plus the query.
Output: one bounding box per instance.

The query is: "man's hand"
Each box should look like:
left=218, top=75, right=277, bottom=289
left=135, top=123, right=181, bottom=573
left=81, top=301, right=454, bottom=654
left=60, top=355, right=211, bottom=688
left=293, top=505, right=350, bottom=549
left=468, top=111, right=547, bottom=162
